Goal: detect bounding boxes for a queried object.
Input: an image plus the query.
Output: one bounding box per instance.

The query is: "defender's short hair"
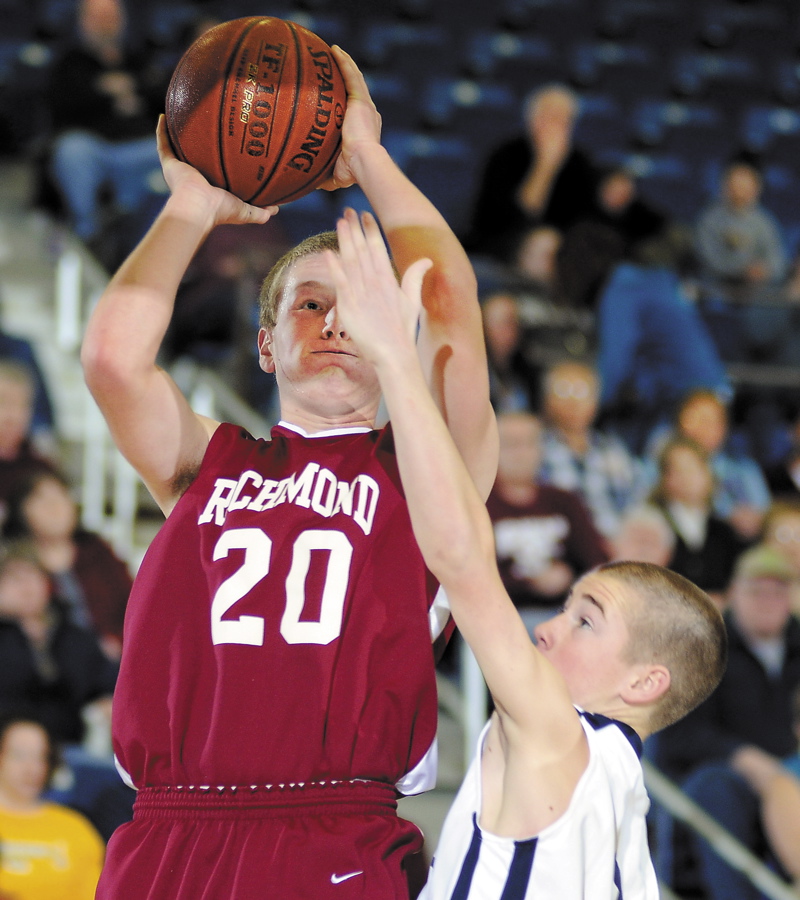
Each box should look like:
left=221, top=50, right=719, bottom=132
left=598, top=560, right=727, bottom=732
left=257, top=231, right=339, bottom=329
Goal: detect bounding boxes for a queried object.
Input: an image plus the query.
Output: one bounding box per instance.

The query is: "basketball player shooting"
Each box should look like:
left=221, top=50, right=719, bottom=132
left=81, top=45, right=497, bottom=899
left=325, top=214, right=728, bottom=898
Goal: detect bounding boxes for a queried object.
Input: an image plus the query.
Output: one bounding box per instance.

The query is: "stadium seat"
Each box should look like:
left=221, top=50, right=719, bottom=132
left=461, top=30, right=563, bottom=94
left=573, top=92, right=632, bottom=154
left=496, top=0, right=594, bottom=43
left=740, top=104, right=800, bottom=164
left=595, top=0, right=694, bottom=46
left=632, top=98, right=732, bottom=162
left=567, top=39, right=669, bottom=101
left=357, top=19, right=455, bottom=86
left=364, top=71, right=419, bottom=131
left=419, top=76, right=519, bottom=154
left=670, top=49, right=766, bottom=110
left=697, top=2, right=790, bottom=59
left=594, top=148, right=702, bottom=223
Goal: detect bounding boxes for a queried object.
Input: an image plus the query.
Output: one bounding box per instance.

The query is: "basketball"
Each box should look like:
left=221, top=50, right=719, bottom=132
left=165, top=17, right=346, bottom=207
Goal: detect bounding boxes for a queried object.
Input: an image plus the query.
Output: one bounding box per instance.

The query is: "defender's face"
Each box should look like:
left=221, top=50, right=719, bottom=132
left=258, top=253, right=381, bottom=416
left=534, top=571, right=636, bottom=711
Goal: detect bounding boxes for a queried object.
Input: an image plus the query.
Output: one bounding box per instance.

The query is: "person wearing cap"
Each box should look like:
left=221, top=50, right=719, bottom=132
left=652, top=543, right=800, bottom=899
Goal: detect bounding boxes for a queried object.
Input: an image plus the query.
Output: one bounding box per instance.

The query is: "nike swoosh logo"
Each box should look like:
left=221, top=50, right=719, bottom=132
left=331, top=871, right=364, bottom=884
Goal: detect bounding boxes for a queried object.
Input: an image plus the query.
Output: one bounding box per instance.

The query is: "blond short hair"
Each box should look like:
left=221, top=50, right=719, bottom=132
left=257, top=231, right=339, bottom=329
left=598, top=560, right=727, bottom=732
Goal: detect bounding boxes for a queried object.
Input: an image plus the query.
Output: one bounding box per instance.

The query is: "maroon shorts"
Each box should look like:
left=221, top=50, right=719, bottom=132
left=96, top=780, right=424, bottom=899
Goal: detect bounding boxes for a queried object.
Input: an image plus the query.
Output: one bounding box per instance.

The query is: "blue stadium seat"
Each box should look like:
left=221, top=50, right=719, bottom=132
left=357, top=20, right=454, bottom=86
left=670, top=49, right=766, bottom=109
left=461, top=30, right=563, bottom=94
left=772, top=56, right=800, bottom=105
left=594, top=148, right=702, bottom=223
left=0, top=40, right=29, bottom=86
left=740, top=104, right=800, bottom=161
left=144, top=3, right=199, bottom=48
left=697, top=2, right=790, bottom=58
left=632, top=98, right=732, bottom=162
left=276, top=188, right=339, bottom=244
left=364, top=71, right=418, bottom=130
left=497, top=0, right=594, bottom=43
left=567, top=39, right=668, bottom=100
left=760, top=164, right=800, bottom=236
left=573, top=92, right=632, bottom=154
left=420, top=76, right=519, bottom=153
left=595, top=0, right=695, bottom=46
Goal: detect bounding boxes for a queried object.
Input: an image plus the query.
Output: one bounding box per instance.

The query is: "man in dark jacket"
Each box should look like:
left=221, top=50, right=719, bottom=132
left=653, top=544, right=800, bottom=899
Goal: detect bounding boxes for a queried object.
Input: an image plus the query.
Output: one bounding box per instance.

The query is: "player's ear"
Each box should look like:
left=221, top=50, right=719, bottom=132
left=258, top=327, right=276, bottom=373
left=622, top=664, right=670, bottom=707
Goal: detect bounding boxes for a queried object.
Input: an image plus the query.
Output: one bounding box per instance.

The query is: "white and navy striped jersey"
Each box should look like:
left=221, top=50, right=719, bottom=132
left=419, top=710, right=659, bottom=900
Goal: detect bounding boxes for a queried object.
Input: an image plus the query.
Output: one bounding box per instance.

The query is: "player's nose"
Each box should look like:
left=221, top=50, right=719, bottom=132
left=322, top=306, right=348, bottom=340
left=533, top=618, right=553, bottom=648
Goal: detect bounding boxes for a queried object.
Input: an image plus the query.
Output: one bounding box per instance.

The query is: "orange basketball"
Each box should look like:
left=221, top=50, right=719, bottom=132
left=165, top=17, right=346, bottom=207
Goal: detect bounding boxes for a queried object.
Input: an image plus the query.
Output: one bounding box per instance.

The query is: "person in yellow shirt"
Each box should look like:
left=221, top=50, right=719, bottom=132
left=0, top=714, right=104, bottom=900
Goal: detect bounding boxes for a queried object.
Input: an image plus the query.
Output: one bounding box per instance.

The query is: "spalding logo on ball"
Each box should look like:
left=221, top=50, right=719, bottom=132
left=165, top=17, right=346, bottom=207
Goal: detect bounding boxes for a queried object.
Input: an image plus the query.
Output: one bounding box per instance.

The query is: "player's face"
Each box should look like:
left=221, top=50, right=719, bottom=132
left=0, top=722, right=51, bottom=805
left=258, top=253, right=381, bottom=419
left=534, top=571, right=637, bottom=712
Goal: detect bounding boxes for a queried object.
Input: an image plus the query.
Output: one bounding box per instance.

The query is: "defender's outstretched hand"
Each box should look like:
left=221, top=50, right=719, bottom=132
left=325, top=209, right=431, bottom=366
left=156, top=115, right=278, bottom=227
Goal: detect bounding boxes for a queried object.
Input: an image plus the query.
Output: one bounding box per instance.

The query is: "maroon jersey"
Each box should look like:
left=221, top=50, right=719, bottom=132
left=113, top=422, right=440, bottom=791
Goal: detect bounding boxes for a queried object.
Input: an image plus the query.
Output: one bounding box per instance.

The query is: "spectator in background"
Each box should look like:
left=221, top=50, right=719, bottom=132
left=761, top=498, right=800, bottom=615
left=0, top=325, right=56, bottom=446
left=645, top=388, right=772, bottom=542
left=511, top=224, right=563, bottom=294
left=2, top=471, right=132, bottom=660
left=465, top=84, right=599, bottom=263
left=653, top=544, right=800, bottom=900
left=47, top=0, right=166, bottom=264
left=0, top=360, right=62, bottom=525
left=583, top=165, right=669, bottom=262
left=695, top=156, right=787, bottom=292
left=695, top=155, right=791, bottom=369
left=538, top=358, right=644, bottom=543
left=611, top=503, right=676, bottom=567
left=481, top=290, right=541, bottom=414
left=552, top=223, right=731, bottom=453
left=0, top=542, right=117, bottom=747
left=487, top=410, right=608, bottom=636
left=0, top=715, right=104, bottom=899
left=649, top=435, right=749, bottom=605
left=764, top=407, right=800, bottom=498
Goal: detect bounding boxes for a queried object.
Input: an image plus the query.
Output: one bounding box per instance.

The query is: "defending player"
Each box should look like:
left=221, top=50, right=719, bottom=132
left=328, top=210, right=728, bottom=899
left=80, top=47, right=497, bottom=898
